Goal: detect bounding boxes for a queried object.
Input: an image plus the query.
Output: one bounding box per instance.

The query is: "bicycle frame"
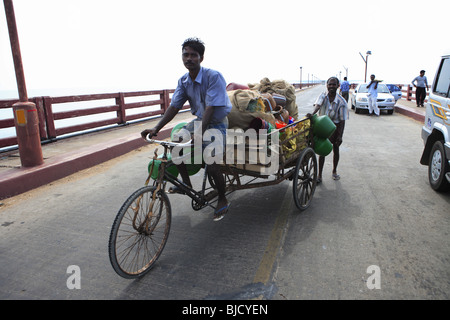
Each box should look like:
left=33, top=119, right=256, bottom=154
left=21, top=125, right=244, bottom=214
left=146, top=138, right=217, bottom=210
left=144, top=115, right=314, bottom=212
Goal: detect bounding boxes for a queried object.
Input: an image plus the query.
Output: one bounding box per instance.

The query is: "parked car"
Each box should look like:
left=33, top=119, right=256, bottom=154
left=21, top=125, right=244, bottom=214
left=386, top=84, right=402, bottom=102
left=350, top=83, right=396, bottom=114
left=420, top=54, right=450, bottom=191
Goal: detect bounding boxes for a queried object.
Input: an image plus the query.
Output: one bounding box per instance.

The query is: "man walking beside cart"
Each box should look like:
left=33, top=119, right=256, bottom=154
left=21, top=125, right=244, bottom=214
left=308, top=77, right=349, bottom=183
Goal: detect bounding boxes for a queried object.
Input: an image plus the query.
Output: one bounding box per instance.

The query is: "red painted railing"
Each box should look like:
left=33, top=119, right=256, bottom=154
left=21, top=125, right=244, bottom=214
left=397, top=84, right=430, bottom=103
left=292, top=83, right=321, bottom=90
left=0, top=89, right=186, bottom=149
left=1, top=82, right=317, bottom=150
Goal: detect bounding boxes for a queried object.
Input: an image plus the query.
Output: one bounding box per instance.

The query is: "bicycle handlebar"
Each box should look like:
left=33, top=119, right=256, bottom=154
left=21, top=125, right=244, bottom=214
left=145, top=134, right=193, bottom=148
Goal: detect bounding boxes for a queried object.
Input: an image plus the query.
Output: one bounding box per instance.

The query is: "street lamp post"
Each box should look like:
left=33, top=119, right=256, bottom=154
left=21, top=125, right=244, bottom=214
left=359, top=50, right=372, bottom=82
left=299, top=66, right=302, bottom=89
left=343, top=65, right=348, bottom=78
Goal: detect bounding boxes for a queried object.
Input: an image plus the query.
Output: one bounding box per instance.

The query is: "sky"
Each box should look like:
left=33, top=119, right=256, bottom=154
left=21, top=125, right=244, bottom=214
left=1, top=0, right=449, bottom=99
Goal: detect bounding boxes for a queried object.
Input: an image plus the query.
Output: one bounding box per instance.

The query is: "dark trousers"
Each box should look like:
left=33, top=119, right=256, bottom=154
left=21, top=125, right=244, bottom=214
left=341, top=91, right=349, bottom=102
left=416, top=87, right=426, bottom=106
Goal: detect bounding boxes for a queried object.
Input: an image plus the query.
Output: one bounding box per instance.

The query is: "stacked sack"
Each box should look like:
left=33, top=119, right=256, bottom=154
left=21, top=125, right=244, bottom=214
left=226, top=88, right=277, bottom=131
left=248, top=78, right=298, bottom=121
left=226, top=78, right=297, bottom=132
left=225, top=79, right=310, bottom=163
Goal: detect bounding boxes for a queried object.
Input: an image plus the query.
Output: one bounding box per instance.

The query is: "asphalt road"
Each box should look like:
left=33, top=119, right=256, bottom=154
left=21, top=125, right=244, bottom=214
left=0, top=85, right=448, bottom=300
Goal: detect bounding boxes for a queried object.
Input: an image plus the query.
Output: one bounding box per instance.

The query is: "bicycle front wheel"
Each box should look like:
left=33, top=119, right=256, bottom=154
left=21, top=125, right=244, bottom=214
left=108, top=186, right=171, bottom=279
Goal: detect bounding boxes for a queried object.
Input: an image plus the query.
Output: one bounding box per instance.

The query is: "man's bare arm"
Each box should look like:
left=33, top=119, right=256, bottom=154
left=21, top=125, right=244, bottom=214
left=140, top=106, right=180, bottom=138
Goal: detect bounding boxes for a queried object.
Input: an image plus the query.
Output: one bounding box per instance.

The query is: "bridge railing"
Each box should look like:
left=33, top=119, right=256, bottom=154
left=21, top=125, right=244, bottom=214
left=292, top=82, right=321, bottom=90
left=0, top=89, right=189, bottom=150
left=1, top=83, right=320, bottom=151
left=396, top=84, right=430, bottom=103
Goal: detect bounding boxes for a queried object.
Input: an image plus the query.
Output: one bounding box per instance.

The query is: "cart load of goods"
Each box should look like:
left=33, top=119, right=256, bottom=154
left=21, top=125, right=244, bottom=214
left=148, top=78, right=336, bottom=178
left=226, top=78, right=307, bottom=162
left=226, top=78, right=298, bottom=131
left=226, top=78, right=336, bottom=161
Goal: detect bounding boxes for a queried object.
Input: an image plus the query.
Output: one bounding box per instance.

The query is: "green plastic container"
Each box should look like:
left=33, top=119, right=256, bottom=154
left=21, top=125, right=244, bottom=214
left=313, top=136, right=333, bottom=157
left=171, top=122, right=188, bottom=141
left=148, top=154, right=179, bottom=179
left=147, top=122, right=202, bottom=179
left=312, top=114, right=336, bottom=139
left=170, top=121, right=202, bottom=176
left=148, top=156, right=201, bottom=179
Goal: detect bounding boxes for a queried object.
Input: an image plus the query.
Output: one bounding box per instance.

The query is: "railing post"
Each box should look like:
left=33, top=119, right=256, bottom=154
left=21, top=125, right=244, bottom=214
left=43, top=96, right=56, bottom=139
left=406, top=85, right=412, bottom=101
left=116, top=92, right=126, bottom=124
left=162, top=90, right=170, bottom=113
left=35, top=97, right=48, bottom=140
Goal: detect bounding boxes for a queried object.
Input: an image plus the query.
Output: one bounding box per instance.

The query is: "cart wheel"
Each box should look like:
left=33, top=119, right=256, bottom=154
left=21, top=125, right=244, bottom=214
left=293, top=147, right=317, bottom=210
left=108, top=186, right=171, bottom=278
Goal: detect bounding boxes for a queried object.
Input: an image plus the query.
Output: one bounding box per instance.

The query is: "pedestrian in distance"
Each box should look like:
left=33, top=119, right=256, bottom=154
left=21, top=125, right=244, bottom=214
left=366, top=74, right=380, bottom=116
left=140, top=37, right=232, bottom=221
left=411, top=70, right=429, bottom=107
left=307, top=77, right=349, bottom=183
left=339, top=76, right=350, bottom=102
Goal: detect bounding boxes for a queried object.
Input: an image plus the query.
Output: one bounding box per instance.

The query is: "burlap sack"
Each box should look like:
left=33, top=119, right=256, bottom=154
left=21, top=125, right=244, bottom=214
left=248, top=78, right=298, bottom=120
left=226, top=89, right=276, bottom=129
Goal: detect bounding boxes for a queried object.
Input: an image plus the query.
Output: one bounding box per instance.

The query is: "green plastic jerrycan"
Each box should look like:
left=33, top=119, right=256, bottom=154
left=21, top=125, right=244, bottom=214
left=312, top=114, right=336, bottom=139
left=313, top=136, right=333, bottom=157
left=171, top=122, right=188, bottom=141
left=148, top=154, right=179, bottom=179
left=147, top=154, right=201, bottom=179
left=170, top=122, right=202, bottom=176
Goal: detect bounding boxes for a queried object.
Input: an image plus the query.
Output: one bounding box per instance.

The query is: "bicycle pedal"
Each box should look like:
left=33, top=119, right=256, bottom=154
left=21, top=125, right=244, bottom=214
left=168, top=186, right=186, bottom=194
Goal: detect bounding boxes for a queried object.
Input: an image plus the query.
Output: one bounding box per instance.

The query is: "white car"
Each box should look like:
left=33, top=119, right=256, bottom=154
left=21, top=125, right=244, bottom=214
left=351, top=83, right=396, bottom=114
left=386, top=84, right=402, bottom=103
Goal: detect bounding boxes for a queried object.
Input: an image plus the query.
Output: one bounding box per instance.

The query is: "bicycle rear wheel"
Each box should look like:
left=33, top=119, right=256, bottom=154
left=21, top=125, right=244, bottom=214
left=108, top=186, right=171, bottom=278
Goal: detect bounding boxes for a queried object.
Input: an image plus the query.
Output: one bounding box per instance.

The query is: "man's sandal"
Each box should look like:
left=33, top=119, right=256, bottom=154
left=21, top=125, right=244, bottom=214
left=213, top=203, right=231, bottom=222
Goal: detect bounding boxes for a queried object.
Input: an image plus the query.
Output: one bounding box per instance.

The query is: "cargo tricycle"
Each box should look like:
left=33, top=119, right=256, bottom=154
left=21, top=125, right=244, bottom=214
left=108, top=116, right=326, bottom=279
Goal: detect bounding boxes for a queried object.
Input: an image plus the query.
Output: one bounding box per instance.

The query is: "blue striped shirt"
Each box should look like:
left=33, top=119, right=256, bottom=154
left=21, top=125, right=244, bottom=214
left=314, top=92, right=349, bottom=123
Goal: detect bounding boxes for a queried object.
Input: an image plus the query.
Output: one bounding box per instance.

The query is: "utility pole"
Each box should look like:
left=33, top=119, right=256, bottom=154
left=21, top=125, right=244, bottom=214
left=359, top=51, right=371, bottom=82
left=343, top=65, right=348, bottom=78
left=4, top=0, right=43, bottom=167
